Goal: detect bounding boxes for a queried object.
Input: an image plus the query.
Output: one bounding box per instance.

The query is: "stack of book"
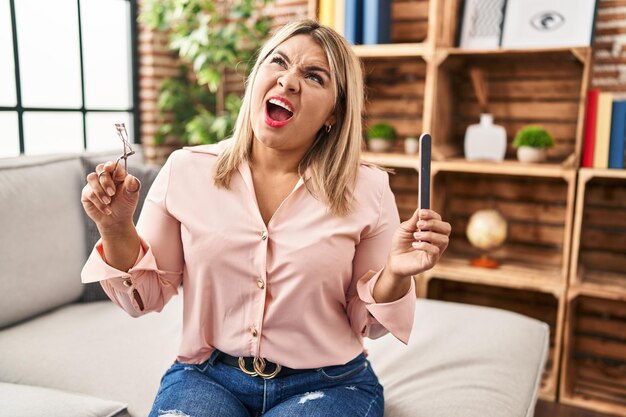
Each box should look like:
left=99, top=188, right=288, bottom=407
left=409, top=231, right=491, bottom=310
left=319, top=0, right=392, bottom=45
left=582, top=89, right=626, bottom=169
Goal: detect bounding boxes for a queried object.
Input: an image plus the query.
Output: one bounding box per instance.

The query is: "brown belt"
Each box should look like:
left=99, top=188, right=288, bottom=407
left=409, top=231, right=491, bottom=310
left=216, top=352, right=313, bottom=379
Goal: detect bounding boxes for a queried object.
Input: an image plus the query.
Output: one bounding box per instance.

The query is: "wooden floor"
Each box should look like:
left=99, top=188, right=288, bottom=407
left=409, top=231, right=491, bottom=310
left=535, top=400, right=615, bottom=417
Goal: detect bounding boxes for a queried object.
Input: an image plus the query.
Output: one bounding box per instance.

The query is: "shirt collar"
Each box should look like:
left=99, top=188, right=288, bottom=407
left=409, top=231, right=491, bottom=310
left=183, top=139, right=312, bottom=185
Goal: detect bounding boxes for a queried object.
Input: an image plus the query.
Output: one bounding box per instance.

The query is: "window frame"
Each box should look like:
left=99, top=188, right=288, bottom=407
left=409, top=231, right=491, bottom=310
left=1, top=0, right=140, bottom=155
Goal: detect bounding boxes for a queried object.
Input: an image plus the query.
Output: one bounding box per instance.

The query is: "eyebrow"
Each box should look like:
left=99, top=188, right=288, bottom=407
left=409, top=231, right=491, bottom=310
left=273, top=50, right=331, bottom=80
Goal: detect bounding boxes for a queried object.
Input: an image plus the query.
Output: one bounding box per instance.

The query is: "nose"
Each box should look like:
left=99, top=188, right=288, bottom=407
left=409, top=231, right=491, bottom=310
left=278, top=71, right=299, bottom=93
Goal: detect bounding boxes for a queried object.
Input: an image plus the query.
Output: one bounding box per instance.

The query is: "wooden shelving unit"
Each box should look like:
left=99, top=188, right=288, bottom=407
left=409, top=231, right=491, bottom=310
left=428, top=168, right=577, bottom=292
left=430, top=47, right=590, bottom=165
left=307, top=0, right=623, bottom=412
left=560, top=169, right=626, bottom=416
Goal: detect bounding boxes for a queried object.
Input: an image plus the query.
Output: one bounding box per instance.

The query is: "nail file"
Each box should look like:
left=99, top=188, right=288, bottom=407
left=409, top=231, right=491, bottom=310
left=418, top=133, right=431, bottom=211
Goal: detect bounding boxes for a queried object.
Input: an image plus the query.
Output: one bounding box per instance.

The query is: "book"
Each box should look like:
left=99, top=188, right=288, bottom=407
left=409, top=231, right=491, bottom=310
left=594, top=92, right=613, bottom=169
left=582, top=89, right=599, bottom=168
left=363, top=0, right=392, bottom=45
left=334, top=0, right=345, bottom=36
left=344, top=0, right=363, bottom=45
left=609, top=100, right=626, bottom=169
left=319, top=0, right=334, bottom=28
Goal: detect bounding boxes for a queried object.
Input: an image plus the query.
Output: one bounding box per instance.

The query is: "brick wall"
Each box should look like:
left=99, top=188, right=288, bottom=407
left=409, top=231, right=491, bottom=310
left=592, top=0, right=626, bottom=97
left=137, top=0, right=311, bottom=164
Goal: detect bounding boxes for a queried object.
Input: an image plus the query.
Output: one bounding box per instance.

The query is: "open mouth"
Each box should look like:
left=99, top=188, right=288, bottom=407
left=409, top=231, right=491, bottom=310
left=265, top=98, right=294, bottom=127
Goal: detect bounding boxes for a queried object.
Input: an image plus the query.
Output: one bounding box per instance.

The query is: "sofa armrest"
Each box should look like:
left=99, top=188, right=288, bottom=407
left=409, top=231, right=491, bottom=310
left=365, top=299, right=549, bottom=417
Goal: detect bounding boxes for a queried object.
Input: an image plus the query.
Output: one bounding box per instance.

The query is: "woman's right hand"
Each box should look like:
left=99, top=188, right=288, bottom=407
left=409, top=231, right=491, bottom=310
left=81, top=161, right=141, bottom=232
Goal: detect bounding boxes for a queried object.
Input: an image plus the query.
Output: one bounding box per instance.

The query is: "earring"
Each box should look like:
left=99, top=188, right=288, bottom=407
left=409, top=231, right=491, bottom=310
left=326, top=124, right=332, bottom=133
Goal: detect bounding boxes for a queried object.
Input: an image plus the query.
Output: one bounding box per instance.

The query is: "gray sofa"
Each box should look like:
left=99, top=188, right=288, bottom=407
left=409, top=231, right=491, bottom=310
left=0, top=150, right=549, bottom=417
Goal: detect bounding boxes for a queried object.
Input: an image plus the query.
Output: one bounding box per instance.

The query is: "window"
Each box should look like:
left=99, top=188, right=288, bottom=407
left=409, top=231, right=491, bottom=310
left=0, top=0, right=139, bottom=157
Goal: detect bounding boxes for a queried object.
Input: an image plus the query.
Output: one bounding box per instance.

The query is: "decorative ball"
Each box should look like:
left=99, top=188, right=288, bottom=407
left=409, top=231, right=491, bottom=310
left=466, top=209, right=508, bottom=251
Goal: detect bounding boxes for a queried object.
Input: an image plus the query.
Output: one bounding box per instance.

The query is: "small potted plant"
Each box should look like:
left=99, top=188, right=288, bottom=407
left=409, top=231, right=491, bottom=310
left=366, top=123, right=397, bottom=152
left=512, top=125, right=555, bottom=163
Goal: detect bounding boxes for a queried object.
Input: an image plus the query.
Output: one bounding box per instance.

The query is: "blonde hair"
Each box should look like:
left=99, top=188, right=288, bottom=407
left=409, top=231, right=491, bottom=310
left=213, top=19, right=364, bottom=216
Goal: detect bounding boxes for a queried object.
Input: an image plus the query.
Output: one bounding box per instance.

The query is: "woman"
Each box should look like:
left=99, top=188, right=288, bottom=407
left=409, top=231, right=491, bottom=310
left=81, top=19, right=451, bottom=417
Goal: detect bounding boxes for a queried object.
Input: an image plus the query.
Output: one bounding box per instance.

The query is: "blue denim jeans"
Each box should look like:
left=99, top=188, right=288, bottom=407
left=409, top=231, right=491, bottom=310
left=148, top=351, right=384, bottom=417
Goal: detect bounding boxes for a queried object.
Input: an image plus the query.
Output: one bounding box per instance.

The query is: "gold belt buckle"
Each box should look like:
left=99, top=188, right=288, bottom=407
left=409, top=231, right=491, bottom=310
left=238, top=356, right=281, bottom=379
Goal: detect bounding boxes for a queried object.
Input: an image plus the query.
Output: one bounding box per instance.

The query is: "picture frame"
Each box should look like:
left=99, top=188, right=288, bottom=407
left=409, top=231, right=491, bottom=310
left=458, top=0, right=506, bottom=49
left=500, top=0, right=598, bottom=49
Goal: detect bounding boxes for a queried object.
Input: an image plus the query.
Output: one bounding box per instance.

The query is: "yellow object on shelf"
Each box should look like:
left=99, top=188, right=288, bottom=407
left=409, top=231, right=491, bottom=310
left=593, top=92, right=613, bottom=169
left=318, top=0, right=334, bottom=28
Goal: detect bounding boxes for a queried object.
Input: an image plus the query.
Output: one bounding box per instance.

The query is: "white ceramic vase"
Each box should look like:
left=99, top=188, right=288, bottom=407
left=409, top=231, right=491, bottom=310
left=464, top=114, right=507, bottom=161
left=516, top=146, right=546, bottom=163
left=368, top=138, right=392, bottom=152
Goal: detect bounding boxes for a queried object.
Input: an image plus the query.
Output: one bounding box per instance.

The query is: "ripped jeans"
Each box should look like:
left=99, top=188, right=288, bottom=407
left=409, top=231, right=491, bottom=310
left=148, top=351, right=384, bottom=417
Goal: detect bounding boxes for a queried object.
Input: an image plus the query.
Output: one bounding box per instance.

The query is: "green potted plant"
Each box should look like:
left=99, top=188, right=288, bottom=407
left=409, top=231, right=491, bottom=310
left=366, top=123, right=397, bottom=152
left=140, top=0, right=273, bottom=146
left=512, top=125, right=555, bottom=163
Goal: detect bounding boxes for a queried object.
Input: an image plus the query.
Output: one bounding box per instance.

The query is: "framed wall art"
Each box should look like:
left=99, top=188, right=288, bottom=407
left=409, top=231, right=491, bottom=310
left=500, top=0, right=598, bottom=49
left=458, top=0, right=506, bottom=49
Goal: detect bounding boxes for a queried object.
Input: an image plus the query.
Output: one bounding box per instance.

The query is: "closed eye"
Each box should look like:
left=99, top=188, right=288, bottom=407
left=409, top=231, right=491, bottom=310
left=270, top=56, right=287, bottom=68
left=306, top=73, right=324, bottom=85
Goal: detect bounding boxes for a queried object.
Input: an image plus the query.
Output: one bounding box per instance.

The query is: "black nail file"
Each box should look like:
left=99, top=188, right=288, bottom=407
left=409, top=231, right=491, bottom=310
left=419, top=133, right=431, bottom=210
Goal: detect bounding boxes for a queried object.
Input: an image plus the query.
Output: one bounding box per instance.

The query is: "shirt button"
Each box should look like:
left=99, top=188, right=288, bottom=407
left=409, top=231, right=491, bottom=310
left=257, top=279, right=265, bottom=289
left=249, top=327, right=258, bottom=337
left=122, top=278, right=132, bottom=288
left=261, top=231, right=268, bottom=240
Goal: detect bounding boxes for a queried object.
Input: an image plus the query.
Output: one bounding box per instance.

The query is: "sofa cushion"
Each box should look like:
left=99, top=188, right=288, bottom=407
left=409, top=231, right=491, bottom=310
left=364, top=299, right=549, bottom=417
left=0, top=294, right=182, bottom=416
left=79, top=150, right=161, bottom=302
left=0, top=382, right=129, bottom=417
left=0, top=155, right=87, bottom=328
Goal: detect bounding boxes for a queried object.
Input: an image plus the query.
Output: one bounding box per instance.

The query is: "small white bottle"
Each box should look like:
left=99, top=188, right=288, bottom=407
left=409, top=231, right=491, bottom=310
left=464, top=113, right=507, bottom=161
left=404, top=136, right=419, bottom=154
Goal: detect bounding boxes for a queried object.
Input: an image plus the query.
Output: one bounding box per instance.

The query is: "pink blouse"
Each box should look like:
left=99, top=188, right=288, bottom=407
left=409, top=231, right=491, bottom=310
left=81, top=140, right=415, bottom=369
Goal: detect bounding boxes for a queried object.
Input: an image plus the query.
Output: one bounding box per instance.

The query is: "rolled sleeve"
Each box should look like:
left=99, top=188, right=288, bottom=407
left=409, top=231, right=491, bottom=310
left=356, top=269, right=416, bottom=344
left=81, top=237, right=181, bottom=316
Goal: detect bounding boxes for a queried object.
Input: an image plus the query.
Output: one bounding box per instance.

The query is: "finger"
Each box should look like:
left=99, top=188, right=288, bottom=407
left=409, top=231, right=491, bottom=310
left=98, top=161, right=120, bottom=197
left=81, top=184, right=112, bottom=215
left=400, top=208, right=421, bottom=232
left=86, top=172, right=113, bottom=207
left=413, top=230, right=449, bottom=246
left=111, top=160, right=127, bottom=183
left=123, top=174, right=141, bottom=194
left=417, top=219, right=451, bottom=235
left=410, top=241, right=441, bottom=258
left=418, top=209, right=442, bottom=221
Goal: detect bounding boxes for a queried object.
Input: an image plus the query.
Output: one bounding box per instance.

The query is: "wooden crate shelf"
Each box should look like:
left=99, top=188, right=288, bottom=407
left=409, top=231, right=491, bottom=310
left=388, top=0, right=431, bottom=44
left=560, top=295, right=626, bottom=416
left=362, top=56, right=428, bottom=151
left=432, top=159, right=577, bottom=178
left=570, top=169, right=626, bottom=300
left=362, top=152, right=420, bottom=169
left=424, top=278, right=564, bottom=401
left=430, top=170, right=576, bottom=289
left=363, top=154, right=579, bottom=177
left=353, top=43, right=430, bottom=58
left=388, top=167, right=419, bottom=222
left=444, top=46, right=591, bottom=61
left=428, top=256, right=563, bottom=296
left=430, top=47, right=591, bottom=166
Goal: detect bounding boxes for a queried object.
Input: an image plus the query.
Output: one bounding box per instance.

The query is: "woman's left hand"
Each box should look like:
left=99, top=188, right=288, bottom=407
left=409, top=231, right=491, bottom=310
left=386, top=209, right=451, bottom=280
